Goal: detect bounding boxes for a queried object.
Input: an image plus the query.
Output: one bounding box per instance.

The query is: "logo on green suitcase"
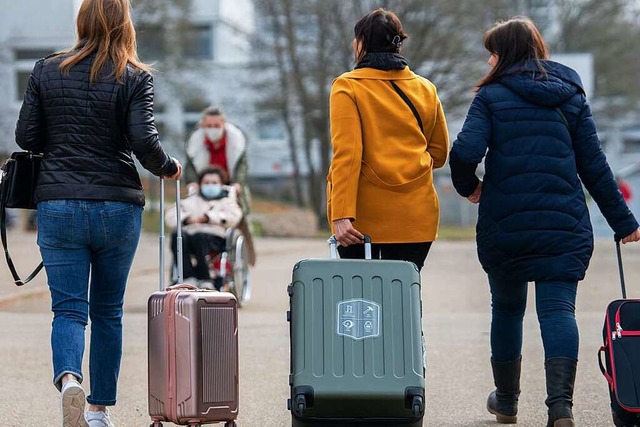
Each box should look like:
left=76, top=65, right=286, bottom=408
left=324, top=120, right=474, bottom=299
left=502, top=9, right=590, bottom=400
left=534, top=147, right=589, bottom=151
left=337, top=299, right=381, bottom=340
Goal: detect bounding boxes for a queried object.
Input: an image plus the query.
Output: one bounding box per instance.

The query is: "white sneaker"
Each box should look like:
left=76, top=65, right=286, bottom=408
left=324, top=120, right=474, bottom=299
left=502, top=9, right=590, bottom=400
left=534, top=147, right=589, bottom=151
left=60, top=380, right=89, bottom=427
left=85, top=409, right=114, bottom=427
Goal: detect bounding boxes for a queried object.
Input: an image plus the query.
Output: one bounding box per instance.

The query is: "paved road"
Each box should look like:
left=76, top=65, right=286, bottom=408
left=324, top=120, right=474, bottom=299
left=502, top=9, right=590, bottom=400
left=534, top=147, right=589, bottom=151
left=0, top=229, right=637, bottom=426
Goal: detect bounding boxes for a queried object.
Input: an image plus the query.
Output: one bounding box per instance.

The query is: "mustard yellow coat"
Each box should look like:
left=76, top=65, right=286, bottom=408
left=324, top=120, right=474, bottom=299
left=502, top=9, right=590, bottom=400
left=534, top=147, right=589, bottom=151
left=327, top=66, right=449, bottom=243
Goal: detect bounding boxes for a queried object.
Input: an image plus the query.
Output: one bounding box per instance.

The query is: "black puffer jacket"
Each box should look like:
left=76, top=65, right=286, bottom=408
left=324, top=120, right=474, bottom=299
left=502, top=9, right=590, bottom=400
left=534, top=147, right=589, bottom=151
left=15, top=51, right=177, bottom=206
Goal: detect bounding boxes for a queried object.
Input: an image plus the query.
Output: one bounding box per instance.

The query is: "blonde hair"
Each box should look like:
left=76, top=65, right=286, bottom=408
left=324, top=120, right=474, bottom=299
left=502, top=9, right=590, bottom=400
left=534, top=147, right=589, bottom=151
left=60, top=0, right=152, bottom=83
left=201, top=106, right=225, bottom=121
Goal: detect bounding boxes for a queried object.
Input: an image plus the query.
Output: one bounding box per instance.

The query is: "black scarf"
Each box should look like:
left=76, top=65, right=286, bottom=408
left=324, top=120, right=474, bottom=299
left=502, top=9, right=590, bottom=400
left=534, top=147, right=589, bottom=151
left=355, top=52, right=408, bottom=71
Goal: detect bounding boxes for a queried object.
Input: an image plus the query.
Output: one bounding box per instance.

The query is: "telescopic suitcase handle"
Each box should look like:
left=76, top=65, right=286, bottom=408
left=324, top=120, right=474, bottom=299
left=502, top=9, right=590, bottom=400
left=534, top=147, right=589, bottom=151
left=328, top=235, right=372, bottom=259
left=159, top=178, right=183, bottom=291
left=615, top=237, right=627, bottom=299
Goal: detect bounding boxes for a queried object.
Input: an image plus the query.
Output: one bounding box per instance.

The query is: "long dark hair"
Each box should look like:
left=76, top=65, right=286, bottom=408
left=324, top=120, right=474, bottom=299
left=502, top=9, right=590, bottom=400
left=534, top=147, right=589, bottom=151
left=477, top=16, right=549, bottom=90
left=354, top=8, right=408, bottom=62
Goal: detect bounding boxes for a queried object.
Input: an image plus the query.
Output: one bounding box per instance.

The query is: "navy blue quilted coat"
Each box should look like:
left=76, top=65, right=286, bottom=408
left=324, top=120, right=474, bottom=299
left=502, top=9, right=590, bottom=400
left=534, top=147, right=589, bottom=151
left=450, top=60, right=638, bottom=282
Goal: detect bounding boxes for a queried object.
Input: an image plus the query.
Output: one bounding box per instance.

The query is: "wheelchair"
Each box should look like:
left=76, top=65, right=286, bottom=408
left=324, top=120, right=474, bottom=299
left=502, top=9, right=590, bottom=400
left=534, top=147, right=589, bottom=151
left=205, top=227, right=252, bottom=307
left=170, top=227, right=251, bottom=307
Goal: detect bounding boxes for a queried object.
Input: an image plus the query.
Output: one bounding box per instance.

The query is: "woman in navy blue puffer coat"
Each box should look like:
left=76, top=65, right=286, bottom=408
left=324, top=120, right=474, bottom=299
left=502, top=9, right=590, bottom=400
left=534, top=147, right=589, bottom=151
left=450, top=17, right=640, bottom=427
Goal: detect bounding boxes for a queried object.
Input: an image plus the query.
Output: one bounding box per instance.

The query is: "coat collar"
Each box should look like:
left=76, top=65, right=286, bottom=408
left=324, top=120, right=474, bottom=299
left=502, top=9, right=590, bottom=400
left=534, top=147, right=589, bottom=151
left=339, top=66, right=416, bottom=81
left=186, top=122, right=246, bottom=177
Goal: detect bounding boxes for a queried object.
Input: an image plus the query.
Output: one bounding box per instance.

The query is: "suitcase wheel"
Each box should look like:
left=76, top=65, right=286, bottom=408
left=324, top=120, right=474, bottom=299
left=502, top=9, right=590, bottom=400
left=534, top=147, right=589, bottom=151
left=149, top=423, right=163, bottom=427
left=294, top=394, right=307, bottom=416
left=292, top=387, right=314, bottom=417
left=224, top=422, right=237, bottom=427
left=412, top=395, right=425, bottom=418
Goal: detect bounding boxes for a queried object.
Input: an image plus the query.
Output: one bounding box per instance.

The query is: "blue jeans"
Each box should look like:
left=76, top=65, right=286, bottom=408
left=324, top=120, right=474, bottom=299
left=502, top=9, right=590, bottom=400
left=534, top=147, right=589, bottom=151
left=489, top=275, right=579, bottom=362
left=37, top=200, right=142, bottom=406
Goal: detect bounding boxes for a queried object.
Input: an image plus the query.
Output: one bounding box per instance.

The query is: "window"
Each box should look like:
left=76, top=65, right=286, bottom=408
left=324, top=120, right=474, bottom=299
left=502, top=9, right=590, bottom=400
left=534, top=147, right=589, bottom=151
left=624, top=139, right=640, bottom=154
left=137, top=23, right=213, bottom=61
left=182, top=25, right=213, bottom=60
left=185, top=121, right=199, bottom=134
left=153, top=103, right=166, bottom=114
left=257, top=116, right=286, bottom=140
left=14, top=48, right=56, bottom=60
left=137, top=25, right=164, bottom=61
left=155, top=121, right=167, bottom=139
left=184, top=98, right=209, bottom=114
left=16, top=71, right=32, bottom=101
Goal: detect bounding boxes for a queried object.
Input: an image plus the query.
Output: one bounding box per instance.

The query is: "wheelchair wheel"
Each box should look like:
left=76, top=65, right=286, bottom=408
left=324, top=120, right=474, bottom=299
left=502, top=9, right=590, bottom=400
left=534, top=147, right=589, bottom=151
left=228, top=232, right=251, bottom=307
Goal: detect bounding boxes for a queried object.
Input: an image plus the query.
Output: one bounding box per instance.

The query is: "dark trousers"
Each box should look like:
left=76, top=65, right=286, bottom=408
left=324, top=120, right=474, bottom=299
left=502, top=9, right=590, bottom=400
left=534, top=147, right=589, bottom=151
left=489, top=275, right=579, bottom=362
left=171, top=232, right=226, bottom=280
left=337, top=242, right=432, bottom=271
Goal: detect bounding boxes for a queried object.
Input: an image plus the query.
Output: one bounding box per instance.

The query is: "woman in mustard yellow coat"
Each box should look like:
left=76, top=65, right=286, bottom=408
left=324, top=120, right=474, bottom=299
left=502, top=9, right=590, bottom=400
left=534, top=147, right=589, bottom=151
left=328, top=8, right=449, bottom=270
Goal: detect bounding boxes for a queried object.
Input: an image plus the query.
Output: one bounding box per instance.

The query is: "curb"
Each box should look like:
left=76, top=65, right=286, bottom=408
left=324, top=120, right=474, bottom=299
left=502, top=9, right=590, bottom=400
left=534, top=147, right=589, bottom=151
left=0, top=287, right=49, bottom=309
left=0, top=238, right=325, bottom=309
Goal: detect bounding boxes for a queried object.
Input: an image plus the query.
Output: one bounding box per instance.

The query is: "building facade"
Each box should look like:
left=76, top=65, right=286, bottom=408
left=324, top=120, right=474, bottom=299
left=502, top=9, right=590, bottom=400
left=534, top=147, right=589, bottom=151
left=0, top=0, right=81, bottom=154
left=1, top=0, right=638, bottom=228
left=0, top=0, right=273, bottom=177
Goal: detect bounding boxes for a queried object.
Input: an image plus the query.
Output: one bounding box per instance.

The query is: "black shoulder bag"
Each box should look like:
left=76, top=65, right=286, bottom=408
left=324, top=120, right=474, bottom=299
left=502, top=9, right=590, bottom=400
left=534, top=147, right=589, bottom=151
left=390, top=81, right=424, bottom=134
left=0, top=152, right=44, bottom=286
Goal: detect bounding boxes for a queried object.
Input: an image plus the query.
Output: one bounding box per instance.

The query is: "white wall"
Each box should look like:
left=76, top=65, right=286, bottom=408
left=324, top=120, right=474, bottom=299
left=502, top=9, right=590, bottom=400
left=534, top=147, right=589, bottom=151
left=551, top=53, right=594, bottom=98
left=190, top=0, right=220, bottom=19
left=0, top=0, right=77, bottom=152
left=216, top=0, right=254, bottom=64
left=145, top=0, right=258, bottom=167
left=0, top=0, right=76, bottom=42
left=188, top=0, right=253, bottom=64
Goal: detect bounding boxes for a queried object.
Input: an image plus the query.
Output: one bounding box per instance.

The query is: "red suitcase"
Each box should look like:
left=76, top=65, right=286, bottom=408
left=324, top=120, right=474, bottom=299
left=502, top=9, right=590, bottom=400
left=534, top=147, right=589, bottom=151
left=598, top=240, right=640, bottom=426
left=148, top=179, right=239, bottom=427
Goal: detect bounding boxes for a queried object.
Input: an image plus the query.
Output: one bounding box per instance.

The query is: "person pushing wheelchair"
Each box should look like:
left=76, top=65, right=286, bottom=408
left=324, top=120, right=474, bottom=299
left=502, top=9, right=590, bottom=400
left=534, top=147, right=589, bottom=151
left=185, top=105, right=256, bottom=266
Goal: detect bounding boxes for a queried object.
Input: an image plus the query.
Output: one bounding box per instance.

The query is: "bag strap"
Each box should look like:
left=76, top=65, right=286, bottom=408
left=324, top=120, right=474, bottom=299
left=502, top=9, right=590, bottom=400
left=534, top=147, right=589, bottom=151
left=554, top=107, right=575, bottom=141
left=598, top=346, right=614, bottom=388
left=555, top=107, right=570, bottom=129
left=0, top=204, right=43, bottom=286
left=615, top=239, right=627, bottom=299
left=390, top=81, right=424, bottom=134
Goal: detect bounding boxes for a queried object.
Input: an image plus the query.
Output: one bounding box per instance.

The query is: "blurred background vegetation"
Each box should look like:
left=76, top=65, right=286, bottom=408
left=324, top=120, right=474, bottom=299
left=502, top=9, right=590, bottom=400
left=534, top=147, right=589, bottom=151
left=2, top=0, right=639, bottom=238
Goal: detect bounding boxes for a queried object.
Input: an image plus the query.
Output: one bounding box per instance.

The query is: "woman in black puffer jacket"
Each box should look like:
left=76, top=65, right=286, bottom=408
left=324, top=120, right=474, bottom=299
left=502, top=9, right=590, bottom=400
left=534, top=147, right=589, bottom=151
left=450, top=17, right=640, bottom=427
left=15, top=1, right=181, bottom=426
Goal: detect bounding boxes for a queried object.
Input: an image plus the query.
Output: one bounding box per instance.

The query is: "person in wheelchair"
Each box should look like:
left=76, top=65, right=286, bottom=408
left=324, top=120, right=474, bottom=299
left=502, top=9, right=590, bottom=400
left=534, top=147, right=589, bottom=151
left=185, top=106, right=256, bottom=266
left=165, top=167, right=243, bottom=290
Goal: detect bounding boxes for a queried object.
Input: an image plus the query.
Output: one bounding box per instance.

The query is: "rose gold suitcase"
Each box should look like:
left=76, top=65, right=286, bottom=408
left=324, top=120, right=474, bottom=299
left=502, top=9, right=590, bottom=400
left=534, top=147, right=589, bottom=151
left=148, top=179, right=239, bottom=427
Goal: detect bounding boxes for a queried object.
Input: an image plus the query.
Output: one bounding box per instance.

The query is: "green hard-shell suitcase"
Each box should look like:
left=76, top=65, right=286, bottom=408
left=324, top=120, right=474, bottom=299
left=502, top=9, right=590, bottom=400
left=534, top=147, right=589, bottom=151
left=287, top=236, right=426, bottom=426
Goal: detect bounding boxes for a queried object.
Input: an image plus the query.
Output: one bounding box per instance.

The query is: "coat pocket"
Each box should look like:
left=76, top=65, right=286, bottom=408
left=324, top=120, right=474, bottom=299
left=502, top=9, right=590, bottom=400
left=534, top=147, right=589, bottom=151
left=360, top=158, right=431, bottom=193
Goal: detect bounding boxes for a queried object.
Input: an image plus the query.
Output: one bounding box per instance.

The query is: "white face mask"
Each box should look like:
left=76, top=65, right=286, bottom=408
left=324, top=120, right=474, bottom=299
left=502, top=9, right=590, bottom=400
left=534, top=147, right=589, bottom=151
left=204, top=127, right=224, bottom=141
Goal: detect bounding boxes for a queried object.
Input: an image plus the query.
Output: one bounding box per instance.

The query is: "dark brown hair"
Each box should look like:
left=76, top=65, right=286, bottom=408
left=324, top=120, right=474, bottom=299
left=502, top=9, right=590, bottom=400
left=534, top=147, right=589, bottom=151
left=199, top=166, right=230, bottom=186
left=60, top=0, right=151, bottom=83
left=477, top=16, right=549, bottom=89
left=354, top=8, right=408, bottom=62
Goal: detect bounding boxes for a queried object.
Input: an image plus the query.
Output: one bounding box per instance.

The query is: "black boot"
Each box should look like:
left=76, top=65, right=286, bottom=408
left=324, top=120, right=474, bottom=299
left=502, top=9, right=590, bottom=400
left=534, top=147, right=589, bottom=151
left=487, top=356, right=522, bottom=424
left=545, top=358, right=577, bottom=427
